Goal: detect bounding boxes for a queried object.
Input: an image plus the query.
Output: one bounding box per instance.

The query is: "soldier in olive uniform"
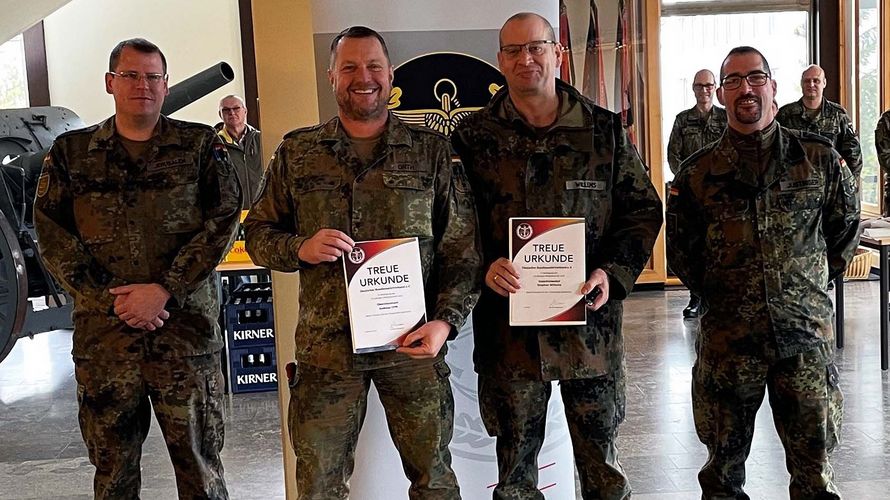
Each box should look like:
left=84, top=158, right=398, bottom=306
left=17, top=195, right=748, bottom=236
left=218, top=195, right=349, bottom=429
left=667, top=46, right=859, bottom=499
left=452, top=13, right=662, bottom=500
left=777, top=65, right=862, bottom=178
left=667, top=69, right=727, bottom=318
left=876, top=110, right=890, bottom=215
left=243, top=27, right=480, bottom=500
left=34, top=39, right=241, bottom=499
left=667, top=69, right=728, bottom=175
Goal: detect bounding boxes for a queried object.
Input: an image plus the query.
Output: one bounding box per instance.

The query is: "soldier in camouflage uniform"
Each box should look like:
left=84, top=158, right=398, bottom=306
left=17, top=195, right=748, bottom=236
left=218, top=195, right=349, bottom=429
left=777, top=65, right=862, bottom=178
left=242, top=26, right=480, bottom=500
left=667, top=69, right=727, bottom=318
left=667, top=69, right=728, bottom=176
left=876, top=110, right=890, bottom=215
left=34, top=39, right=240, bottom=499
left=451, top=13, right=662, bottom=500
left=667, top=46, right=859, bottom=500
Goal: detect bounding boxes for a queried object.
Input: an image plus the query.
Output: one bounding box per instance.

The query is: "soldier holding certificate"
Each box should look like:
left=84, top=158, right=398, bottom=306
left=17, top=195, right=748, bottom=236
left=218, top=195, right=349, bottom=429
left=243, top=26, right=481, bottom=499
left=452, top=12, right=662, bottom=500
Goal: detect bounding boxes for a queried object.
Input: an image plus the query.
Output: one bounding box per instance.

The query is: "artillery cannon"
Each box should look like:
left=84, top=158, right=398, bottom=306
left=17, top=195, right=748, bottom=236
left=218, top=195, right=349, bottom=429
left=0, top=62, right=235, bottom=363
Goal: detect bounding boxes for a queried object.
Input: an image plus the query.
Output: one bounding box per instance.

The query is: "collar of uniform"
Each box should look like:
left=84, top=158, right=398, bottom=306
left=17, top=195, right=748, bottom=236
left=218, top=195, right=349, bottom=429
left=795, top=97, right=823, bottom=120
left=88, top=115, right=181, bottom=151
left=489, top=79, right=591, bottom=132
left=317, top=113, right=414, bottom=149
left=711, top=122, right=803, bottom=185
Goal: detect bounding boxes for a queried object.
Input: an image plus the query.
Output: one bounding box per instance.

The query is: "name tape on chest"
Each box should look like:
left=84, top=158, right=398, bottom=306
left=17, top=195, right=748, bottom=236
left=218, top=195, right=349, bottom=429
left=147, top=157, right=190, bottom=173
left=383, top=163, right=423, bottom=173
left=779, top=178, right=820, bottom=191
left=565, top=180, right=606, bottom=191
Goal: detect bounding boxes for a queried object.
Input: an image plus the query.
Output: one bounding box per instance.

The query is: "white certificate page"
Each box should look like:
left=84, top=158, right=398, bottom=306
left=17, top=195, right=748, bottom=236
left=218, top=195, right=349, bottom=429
left=509, top=218, right=587, bottom=326
left=342, top=237, right=427, bottom=353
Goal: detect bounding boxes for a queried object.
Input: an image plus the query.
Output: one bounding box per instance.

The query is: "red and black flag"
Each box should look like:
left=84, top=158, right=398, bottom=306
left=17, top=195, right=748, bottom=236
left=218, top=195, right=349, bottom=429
left=582, top=0, right=608, bottom=107
left=614, top=0, right=636, bottom=143
left=558, top=0, right=575, bottom=85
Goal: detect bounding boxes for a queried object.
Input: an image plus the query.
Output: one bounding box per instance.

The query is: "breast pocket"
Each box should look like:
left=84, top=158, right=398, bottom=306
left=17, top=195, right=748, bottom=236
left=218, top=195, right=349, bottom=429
left=149, top=169, right=204, bottom=234
left=74, top=190, right=121, bottom=245
left=294, top=175, right=346, bottom=233
left=705, top=199, right=755, bottom=269
left=382, top=172, right=434, bottom=237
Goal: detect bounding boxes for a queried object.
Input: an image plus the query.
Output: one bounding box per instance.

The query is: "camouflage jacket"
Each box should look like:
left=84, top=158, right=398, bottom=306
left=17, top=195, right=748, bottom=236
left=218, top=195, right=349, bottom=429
left=218, top=124, right=264, bottom=209
left=666, top=125, right=860, bottom=359
left=243, top=114, right=481, bottom=371
left=452, top=80, right=663, bottom=381
left=667, top=105, right=727, bottom=174
left=776, top=98, right=862, bottom=177
left=876, top=110, right=890, bottom=215
left=34, top=116, right=242, bottom=360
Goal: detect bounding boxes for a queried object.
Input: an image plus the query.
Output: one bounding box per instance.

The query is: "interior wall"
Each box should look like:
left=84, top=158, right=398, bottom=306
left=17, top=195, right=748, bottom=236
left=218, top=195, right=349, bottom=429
left=42, top=0, right=245, bottom=127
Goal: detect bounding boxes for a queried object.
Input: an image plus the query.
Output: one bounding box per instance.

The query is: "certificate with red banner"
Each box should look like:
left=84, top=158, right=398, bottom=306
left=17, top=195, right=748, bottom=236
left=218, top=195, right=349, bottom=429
left=509, top=217, right=587, bottom=326
left=342, top=237, right=427, bottom=353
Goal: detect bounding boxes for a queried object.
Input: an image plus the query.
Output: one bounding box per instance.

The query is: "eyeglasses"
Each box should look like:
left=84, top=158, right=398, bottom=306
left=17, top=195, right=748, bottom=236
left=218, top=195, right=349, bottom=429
left=499, top=40, right=558, bottom=58
left=220, top=106, right=244, bottom=114
left=721, top=72, right=770, bottom=90
left=692, top=83, right=715, bottom=91
left=108, top=71, right=168, bottom=85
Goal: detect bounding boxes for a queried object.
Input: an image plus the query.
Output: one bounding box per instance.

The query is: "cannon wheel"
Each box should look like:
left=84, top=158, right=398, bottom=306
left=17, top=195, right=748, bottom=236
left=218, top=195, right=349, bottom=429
left=0, top=210, right=28, bottom=363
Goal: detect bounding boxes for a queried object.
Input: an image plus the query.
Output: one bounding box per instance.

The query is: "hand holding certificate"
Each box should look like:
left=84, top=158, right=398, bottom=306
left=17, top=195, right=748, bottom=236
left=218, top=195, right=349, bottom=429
left=508, top=217, right=587, bottom=326
left=342, top=237, right=427, bottom=353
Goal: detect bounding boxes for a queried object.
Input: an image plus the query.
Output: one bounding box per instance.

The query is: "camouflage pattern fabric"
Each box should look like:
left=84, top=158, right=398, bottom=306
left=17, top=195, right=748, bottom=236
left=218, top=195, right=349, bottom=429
left=667, top=124, right=859, bottom=499
left=34, top=115, right=242, bottom=360
left=777, top=98, right=862, bottom=177
left=667, top=105, right=728, bottom=174
left=75, top=353, right=228, bottom=499
left=478, top=373, right=629, bottom=500
left=288, top=359, right=458, bottom=500
left=452, top=80, right=660, bottom=499
left=876, top=110, right=890, bottom=216
left=244, top=113, right=480, bottom=498
left=452, top=79, right=662, bottom=382
left=34, top=115, right=240, bottom=499
left=244, top=113, right=481, bottom=371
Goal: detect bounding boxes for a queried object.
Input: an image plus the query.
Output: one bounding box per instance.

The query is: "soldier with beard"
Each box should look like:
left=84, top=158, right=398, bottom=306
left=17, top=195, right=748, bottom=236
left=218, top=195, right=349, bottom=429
left=243, top=26, right=481, bottom=499
left=667, top=46, right=859, bottom=499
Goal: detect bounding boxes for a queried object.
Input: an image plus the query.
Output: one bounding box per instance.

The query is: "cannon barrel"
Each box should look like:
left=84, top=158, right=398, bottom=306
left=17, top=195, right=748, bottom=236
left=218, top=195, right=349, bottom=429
left=161, top=62, right=235, bottom=116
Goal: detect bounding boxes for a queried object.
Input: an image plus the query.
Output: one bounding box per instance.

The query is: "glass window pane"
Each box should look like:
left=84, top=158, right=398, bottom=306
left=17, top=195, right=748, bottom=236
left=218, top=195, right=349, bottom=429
left=660, top=11, right=809, bottom=181
left=857, top=2, right=881, bottom=208
left=0, top=34, right=29, bottom=108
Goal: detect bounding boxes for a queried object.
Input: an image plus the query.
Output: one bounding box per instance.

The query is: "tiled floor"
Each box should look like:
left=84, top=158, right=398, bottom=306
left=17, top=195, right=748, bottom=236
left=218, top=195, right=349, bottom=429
left=1, top=282, right=889, bottom=499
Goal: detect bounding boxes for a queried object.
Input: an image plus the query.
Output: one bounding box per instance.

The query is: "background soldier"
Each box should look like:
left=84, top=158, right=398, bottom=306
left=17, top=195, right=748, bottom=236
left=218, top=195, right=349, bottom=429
left=877, top=109, right=890, bottom=216
left=777, top=64, right=862, bottom=178
left=666, top=68, right=727, bottom=318
left=667, top=46, right=859, bottom=499
left=34, top=38, right=241, bottom=499
left=243, top=26, right=481, bottom=499
left=452, top=13, right=662, bottom=500
left=216, top=94, right=263, bottom=208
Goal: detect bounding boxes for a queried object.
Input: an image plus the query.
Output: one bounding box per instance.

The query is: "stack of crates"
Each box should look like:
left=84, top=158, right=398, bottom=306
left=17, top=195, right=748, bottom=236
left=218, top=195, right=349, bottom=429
left=225, top=283, right=277, bottom=394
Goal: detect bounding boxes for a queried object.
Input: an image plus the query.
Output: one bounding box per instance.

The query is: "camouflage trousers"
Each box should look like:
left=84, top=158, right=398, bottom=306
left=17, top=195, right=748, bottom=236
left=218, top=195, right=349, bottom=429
left=692, top=343, right=842, bottom=500
left=478, top=373, right=630, bottom=500
left=74, top=353, right=228, bottom=499
left=287, top=359, right=459, bottom=500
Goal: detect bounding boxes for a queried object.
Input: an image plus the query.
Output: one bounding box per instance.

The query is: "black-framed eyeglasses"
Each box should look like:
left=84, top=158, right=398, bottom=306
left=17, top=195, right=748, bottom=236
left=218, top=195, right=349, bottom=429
left=499, top=40, right=558, bottom=58
left=220, top=106, right=244, bottom=114
left=692, top=83, right=715, bottom=91
left=721, top=72, right=770, bottom=90
left=107, top=71, right=168, bottom=85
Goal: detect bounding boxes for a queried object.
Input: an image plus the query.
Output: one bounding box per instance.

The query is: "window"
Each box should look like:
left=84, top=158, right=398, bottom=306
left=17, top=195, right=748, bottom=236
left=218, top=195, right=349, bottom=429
left=848, top=0, right=883, bottom=213
left=660, top=1, right=810, bottom=181
left=0, top=34, right=29, bottom=108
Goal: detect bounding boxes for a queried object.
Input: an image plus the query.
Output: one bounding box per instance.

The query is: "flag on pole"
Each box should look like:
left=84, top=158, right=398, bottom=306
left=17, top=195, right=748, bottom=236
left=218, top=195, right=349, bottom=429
left=582, top=0, right=608, bottom=107
left=558, top=0, right=575, bottom=85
